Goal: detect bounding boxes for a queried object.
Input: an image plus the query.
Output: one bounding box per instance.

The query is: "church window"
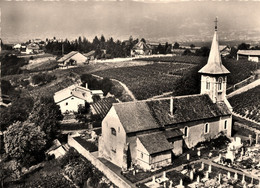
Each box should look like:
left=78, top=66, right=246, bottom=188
left=204, top=123, right=209, bottom=134
left=65, top=102, right=68, bottom=106
left=218, top=77, right=223, bottom=91
left=111, top=128, right=116, bottom=136
left=184, top=127, right=189, bottom=137
left=141, top=153, right=143, bottom=159
left=206, top=77, right=210, bottom=90
left=224, top=120, right=227, bottom=130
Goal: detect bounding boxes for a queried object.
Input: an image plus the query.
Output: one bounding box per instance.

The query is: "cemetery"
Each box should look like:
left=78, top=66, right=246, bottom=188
left=136, top=134, right=260, bottom=188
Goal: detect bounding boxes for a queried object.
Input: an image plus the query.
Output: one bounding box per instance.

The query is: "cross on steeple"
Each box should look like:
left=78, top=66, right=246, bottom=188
left=214, top=17, right=218, bottom=31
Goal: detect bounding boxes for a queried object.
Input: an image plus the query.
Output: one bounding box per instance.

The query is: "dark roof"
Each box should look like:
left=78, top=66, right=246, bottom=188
left=113, top=94, right=231, bottom=134
left=147, top=94, right=231, bottom=126
left=133, top=41, right=152, bottom=51
left=164, top=128, right=183, bottom=139
left=113, top=102, right=161, bottom=133
left=138, top=132, right=173, bottom=155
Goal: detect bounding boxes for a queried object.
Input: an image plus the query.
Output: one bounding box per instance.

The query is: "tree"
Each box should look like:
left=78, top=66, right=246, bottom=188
left=173, top=42, right=180, bottom=49
left=195, top=46, right=210, bottom=57
left=140, top=38, right=146, bottom=43
left=75, top=103, right=91, bottom=123
left=4, top=122, right=46, bottom=167
left=190, top=44, right=195, bottom=49
left=29, top=97, right=63, bottom=143
left=238, top=43, right=250, bottom=50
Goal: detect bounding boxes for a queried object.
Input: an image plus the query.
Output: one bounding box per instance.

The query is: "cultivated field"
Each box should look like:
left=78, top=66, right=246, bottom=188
left=229, top=86, right=260, bottom=122
left=94, top=62, right=196, bottom=100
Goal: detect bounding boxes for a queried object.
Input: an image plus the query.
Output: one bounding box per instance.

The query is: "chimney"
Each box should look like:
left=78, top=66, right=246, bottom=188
left=85, top=83, right=88, bottom=89
left=170, top=97, right=173, bottom=116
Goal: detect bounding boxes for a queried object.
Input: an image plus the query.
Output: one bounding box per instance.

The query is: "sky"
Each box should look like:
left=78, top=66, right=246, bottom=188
left=1, top=0, right=260, bottom=44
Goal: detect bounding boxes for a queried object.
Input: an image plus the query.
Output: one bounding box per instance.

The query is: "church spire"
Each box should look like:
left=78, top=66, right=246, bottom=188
left=198, top=17, right=230, bottom=75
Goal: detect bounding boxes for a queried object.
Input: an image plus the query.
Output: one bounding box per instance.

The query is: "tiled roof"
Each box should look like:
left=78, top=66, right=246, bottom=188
left=237, top=50, right=260, bottom=56
left=147, top=94, right=231, bottom=126
left=133, top=41, right=152, bottom=51
left=57, top=51, right=79, bottom=63
left=113, top=102, right=161, bottom=133
left=164, top=128, right=183, bottom=139
left=138, top=132, right=173, bottom=155
left=113, top=94, right=231, bottom=134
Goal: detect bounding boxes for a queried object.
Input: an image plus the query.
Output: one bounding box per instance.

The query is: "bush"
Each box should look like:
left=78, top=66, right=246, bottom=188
left=31, top=73, right=56, bottom=85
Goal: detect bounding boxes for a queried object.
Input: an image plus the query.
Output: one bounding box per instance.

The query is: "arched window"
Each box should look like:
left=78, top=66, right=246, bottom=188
left=111, top=128, right=116, bottom=136
left=218, top=77, right=223, bottom=91
left=224, top=120, right=227, bottom=130
left=184, top=127, right=188, bottom=137
left=204, top=123, right=209, bottom=134
left=206, top=77, right=210, bottom=90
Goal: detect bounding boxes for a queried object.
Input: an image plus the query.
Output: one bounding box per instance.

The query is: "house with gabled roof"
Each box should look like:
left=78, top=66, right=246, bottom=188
left=237, top=50, right=260, bottom=62
left=54, top=83, right=103, bottom=114
left=57, top=51, right=88, bottom=68
left=99, top=18, right=233, bottom=171
left=131, top=41, right=152, bottom=56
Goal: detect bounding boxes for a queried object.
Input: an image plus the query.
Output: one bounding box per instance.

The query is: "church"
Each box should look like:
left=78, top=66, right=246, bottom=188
left=98, top=18, right=233, bottom=171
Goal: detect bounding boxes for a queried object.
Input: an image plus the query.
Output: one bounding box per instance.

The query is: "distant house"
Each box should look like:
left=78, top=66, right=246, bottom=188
left=54, top=84, right=103, bottom=114
left=57, top=51, right=88, bottom=68
left=237, top=50, right=260, bottom=62
left=21, top=43, right=40, bottom=54
left=84, top=50, right=96, bottom=61
left=219, top=45, right=231, bottom=57
left=131, top=41, right=152, bottom=56
left=13, top=44, right=22, bottom=51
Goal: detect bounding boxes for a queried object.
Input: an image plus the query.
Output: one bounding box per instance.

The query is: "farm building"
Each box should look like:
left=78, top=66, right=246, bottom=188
left=219, top=45, right=231, bottom=57
left=99, top=18, right=233, bottom=171
left=84, top=50, right=96, bottom=61
left=237, top=50, right=260, bottom=62
left=57, top=51, right=88, bottom=68
left=54, top=84, right=103, bottom=114
left=131, top=41, right=152, bottom=56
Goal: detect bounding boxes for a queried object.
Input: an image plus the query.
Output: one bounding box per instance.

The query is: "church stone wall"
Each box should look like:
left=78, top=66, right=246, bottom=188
left=98, top=107, right=127, bottom=169
left=182, top=120, right=221, bottom=148
left=172, top=139, right=183, bottom=156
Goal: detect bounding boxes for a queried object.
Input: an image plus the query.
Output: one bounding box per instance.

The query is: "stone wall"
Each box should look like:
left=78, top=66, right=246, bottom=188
left=68, top=135, right=132, bottom=188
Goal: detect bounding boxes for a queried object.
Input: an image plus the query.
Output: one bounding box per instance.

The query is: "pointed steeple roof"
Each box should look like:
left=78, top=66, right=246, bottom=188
left=199, top=18, right=230, bottom=75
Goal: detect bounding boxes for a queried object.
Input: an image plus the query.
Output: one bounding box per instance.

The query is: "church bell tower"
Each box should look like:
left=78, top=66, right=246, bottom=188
left=198, top=18, right=230, bottom=103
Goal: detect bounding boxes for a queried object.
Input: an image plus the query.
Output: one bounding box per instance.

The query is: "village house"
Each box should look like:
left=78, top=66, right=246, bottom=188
left=99, top=18, right=233, bottom=171
left=219, top=45, right=231, bottom=57
left=131, top=41, right=152, bottom=56
left=237, top=50, right=260, bottom=62
left=57, top=51, right=88, bottom=68
left=54, top=84, right=103, bottom=114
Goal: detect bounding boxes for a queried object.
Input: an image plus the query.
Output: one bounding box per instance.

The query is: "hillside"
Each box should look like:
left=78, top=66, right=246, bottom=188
left=229, top=85, right=260, bottom=122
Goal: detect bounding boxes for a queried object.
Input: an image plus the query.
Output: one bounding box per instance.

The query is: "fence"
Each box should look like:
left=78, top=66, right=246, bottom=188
left=68, top=135, right=133, bottom=188
left=226, top=74, right=258, bottom=95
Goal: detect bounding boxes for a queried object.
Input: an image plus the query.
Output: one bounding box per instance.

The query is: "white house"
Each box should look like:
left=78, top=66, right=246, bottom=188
left=57, top=51, right=88, bottom=68
left=54, top=84, right=103, bottom=114
left=237, top=50, right=260, bottom=62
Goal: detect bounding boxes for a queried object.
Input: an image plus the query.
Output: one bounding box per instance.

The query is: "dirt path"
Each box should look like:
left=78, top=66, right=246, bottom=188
left=91, top=74, right=137, bottom=101
left=227, top=79, right=260, bottom=99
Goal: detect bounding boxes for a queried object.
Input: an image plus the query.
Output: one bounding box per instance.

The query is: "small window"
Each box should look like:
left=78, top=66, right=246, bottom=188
left=224, top=120, right=227, bottom=130
left=111, top=128, right=116, bottom=136
left=71, top=97, right=74, bottom=100
left=112, top=148, right=116, bottom=153
left=206, top=77, right=210, bottom=90
left=184, top=127, right=188, bottom=137
left=65, top=102, right=68, bottom=106
left=218, top=77, right=223, bottom=91
left=141, top=153, right=143, bottom=159
left=204, top=123, right=209, bottom=134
